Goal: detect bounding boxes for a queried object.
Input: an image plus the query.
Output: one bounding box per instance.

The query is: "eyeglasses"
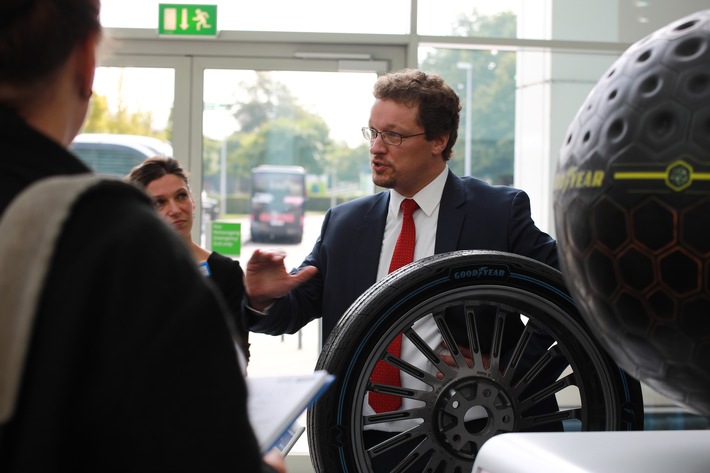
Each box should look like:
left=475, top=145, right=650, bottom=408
left=361, top=127, right=426, bottom=146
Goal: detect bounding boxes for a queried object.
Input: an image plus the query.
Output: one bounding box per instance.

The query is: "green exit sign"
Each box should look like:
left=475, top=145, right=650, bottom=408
left=159, top=4, right=217, bottom=36
left=211, top=221, right=241, bottom=256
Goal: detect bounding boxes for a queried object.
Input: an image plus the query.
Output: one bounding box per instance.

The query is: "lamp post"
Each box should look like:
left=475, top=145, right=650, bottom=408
left=203, top=104, right=237, bottom=217
left=457, top=62, right=472, bottom=177
left=220, top=138, right=227, bottom=213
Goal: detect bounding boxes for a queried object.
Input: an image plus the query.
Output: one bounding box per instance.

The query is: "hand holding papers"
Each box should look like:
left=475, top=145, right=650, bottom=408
left=247, top=370, right=335, bottom=454
left=274, top=420, right=305, bottom=455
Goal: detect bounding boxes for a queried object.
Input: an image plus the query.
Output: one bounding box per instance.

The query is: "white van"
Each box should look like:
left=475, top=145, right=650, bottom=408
left=70, top=133, right=218, bottom=219
left=70, top=133, right=173, bottom=177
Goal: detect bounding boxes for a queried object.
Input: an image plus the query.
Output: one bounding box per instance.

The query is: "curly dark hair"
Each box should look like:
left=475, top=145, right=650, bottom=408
left=373, top=69, right=461, bottom=161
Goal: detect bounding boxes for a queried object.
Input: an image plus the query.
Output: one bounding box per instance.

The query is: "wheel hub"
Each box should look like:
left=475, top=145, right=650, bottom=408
left=435, top=377, right=515, bottom=458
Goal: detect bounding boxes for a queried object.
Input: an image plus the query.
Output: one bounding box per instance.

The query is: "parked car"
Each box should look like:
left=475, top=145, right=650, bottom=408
left=70, top=133, right=218, bottom=220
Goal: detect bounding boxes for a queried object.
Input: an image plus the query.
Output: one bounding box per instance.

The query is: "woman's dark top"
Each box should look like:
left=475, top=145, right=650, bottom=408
left=206, top=251, right=251, bottom=361
left=0, top=106, right=264, bottom=472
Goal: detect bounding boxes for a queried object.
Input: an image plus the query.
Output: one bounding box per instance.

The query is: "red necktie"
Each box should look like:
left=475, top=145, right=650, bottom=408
left=369, top=199, right=419, bottom=413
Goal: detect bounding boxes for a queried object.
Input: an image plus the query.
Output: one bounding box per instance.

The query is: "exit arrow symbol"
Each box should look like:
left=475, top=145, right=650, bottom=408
left=180, top=8, right=189, bottom=30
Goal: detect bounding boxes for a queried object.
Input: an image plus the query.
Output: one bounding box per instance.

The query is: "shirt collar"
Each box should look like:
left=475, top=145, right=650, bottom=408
left=388, top=166, right=449, bottom=217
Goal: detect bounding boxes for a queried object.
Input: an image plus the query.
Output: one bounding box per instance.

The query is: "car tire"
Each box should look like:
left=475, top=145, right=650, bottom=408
left=307, top=250, right=644, bottom=473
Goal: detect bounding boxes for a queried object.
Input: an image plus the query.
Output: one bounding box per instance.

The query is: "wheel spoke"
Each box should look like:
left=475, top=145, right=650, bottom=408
left=366, top=424, right=427, bottom=460
left=521, top=371, right=575, bottom=407
left=388, top=436, right=432, bottom=473
left=464, top=305, right=488, bottom=373
left=500, top=321, right=536, bottom=383
left=519, top=407, right=582, bottom=430
left=367, top=377, right=435, bottom=398
left=488, top=306, right=509, bottom=375
left=367, top=380, right=411, bottom=398
left=403, top=328, right=455, bottom=381
left=434, top=310, right=471, bottom=370
left=512, top=345, right=566, bottom=394
left=365, top=405, right=433, bottom=426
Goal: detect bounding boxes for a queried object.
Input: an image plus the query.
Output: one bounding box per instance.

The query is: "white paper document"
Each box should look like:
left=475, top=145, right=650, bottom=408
left=247, top=370, right=335, bottom=454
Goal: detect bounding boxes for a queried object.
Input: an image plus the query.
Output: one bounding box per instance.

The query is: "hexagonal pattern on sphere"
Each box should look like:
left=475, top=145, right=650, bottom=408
left=554, top=9, right=710, bottom=415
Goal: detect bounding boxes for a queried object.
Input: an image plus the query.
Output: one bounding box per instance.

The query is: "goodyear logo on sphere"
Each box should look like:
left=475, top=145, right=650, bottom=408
left=450, top=265, right=509, bottom=281
left=612, top=158, right=710, bottom=193
left=553, top=166, right=605, bottom=192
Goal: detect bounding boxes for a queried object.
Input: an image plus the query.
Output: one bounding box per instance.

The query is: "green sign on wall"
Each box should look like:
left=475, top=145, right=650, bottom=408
left=211, top=221, right=241, bottom=256
left=158, top=4, right=217, bottom=36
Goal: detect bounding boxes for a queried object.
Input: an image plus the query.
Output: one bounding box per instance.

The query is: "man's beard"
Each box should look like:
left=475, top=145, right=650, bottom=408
left=372, top=170, right=394, bottom=189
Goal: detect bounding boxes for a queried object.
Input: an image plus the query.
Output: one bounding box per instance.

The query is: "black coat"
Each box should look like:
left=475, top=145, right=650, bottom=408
left=0, top=107, right=264, bottom=472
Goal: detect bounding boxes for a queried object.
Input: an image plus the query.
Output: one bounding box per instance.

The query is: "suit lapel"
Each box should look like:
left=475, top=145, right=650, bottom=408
left=352, top=192, right=389, bottom=290
left=435, top=170, right=467, bottom=254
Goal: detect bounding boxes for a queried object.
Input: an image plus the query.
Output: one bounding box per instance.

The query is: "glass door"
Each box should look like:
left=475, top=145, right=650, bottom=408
left=193, top=62, right=381, bottom=459
left=197, top=67, right=378, bottom=377
left=73, top=54, right=192, bottom=206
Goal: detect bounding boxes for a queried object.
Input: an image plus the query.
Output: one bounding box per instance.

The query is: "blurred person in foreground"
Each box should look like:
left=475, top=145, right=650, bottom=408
left=0, top=0, right=283, bottom=471
left=127, top=156, right=252, bottom=363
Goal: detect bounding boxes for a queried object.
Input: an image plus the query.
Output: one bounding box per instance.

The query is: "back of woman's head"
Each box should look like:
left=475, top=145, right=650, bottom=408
left=127, top=156, right=190, bottom=190
left=0, top=0, right=101, bottom=107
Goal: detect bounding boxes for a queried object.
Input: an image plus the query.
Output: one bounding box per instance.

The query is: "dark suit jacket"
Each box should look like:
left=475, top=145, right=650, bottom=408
left=249, top=169, right=558, bottom=344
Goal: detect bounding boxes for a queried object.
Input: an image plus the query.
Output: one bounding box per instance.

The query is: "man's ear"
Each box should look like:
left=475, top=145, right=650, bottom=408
left=432, top=133, right=449, bottom=156
left=76, top=33, right=98, bottom=100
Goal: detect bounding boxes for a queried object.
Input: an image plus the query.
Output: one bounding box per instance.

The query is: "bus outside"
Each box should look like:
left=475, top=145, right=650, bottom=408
left=249, top=165, right=307, bottom=243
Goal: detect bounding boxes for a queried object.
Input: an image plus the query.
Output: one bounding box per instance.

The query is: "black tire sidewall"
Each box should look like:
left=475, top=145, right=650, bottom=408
left=308, top=250, right=643, bottom=473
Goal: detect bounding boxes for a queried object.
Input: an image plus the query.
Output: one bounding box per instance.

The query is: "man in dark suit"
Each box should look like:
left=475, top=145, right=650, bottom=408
left=245, top=71, right=561, bottom=469
left=244, top=68, right=557, bottom=346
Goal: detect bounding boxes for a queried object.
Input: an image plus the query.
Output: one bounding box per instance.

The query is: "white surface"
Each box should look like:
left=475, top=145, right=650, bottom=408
left=471, top=430, right=710, bottom=473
